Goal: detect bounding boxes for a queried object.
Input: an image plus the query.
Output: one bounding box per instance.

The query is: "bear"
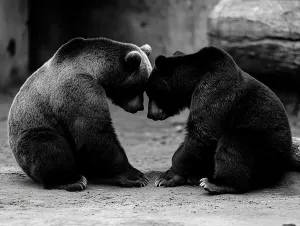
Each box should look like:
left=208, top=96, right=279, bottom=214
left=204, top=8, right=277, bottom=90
left=8, top=37, right=152, bottom=191
left=146, top=46, right=300, bottom=194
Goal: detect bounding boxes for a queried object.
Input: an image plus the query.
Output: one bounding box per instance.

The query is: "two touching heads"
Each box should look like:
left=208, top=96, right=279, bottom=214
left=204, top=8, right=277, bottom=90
left=115, top=42, right=190, bottom=121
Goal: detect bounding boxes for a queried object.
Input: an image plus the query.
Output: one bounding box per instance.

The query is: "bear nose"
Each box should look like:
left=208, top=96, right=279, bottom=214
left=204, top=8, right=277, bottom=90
left=126, top=95, right=144, bottom=112
left=124, top=95, right=145, bottom=113
left=147, top=100, right=168, bottom=121
left=147, top=112, right=157, bottom=121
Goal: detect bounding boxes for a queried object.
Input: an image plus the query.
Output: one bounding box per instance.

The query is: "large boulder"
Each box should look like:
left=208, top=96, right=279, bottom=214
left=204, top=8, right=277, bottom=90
left=208, top=0, right=300, bottom=89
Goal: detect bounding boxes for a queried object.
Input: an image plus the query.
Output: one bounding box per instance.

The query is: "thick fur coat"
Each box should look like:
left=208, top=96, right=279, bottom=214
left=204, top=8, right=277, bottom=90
left=8, top=37, right=152, bottom=191
left=147, top=46, right=295, bottom=194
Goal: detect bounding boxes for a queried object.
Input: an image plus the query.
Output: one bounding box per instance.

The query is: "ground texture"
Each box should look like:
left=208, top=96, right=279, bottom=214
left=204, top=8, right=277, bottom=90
left=0, top=96, right=300, bottom=226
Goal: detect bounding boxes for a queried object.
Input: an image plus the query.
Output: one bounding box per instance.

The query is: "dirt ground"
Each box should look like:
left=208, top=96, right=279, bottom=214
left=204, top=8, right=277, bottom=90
left=0, top=95, right=300, bottom=226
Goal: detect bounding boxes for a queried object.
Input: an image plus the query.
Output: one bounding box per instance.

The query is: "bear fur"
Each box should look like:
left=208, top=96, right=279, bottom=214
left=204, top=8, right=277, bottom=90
left=8, top=37, right=152, bottom=191
left=146, top=46, right=297, bottom=194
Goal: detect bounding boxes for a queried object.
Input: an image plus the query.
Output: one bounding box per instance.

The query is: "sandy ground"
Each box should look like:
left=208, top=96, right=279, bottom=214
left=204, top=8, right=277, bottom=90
left=0, top=96, right=300, bottom=226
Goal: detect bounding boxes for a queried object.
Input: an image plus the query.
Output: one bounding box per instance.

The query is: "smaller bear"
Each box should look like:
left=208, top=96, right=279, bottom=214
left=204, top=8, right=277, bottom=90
left=8, top=37, right=152, bottom=191
left=146, top=46, right=299, bottom=194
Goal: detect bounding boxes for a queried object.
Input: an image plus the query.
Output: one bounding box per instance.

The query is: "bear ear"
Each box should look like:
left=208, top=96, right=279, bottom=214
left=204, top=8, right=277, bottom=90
left=155, top=55, right=168, bottom=69
left=125, top=51, right=142, bottom=71
left=140, top=44, right=152, bottom=57
left=173, top=51, right=185, bottom=56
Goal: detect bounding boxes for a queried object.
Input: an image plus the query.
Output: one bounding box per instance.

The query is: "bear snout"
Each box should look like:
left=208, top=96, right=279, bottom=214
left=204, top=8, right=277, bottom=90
left=147, top=100, right=168, bottom=121
left=124, top=95, right=144, bottom=113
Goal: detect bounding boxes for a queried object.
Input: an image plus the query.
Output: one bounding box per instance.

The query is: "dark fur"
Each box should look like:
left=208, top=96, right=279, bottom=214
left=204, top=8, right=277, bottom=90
left=8, top=37, right=152, bottom=191
left=147, top=46, right=293, bottom=194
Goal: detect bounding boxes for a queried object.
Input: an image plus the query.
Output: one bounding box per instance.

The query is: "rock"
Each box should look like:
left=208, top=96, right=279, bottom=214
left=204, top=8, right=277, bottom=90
left=208, top=0, right=300, bottom=89
left=175, top=125, right=184, bottom=133
left=160, top=140, right=166, bottom=145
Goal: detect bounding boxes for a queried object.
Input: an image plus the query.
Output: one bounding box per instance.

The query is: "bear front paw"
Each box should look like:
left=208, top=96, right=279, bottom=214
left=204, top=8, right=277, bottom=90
left=154, top=169, right=186, bottom=187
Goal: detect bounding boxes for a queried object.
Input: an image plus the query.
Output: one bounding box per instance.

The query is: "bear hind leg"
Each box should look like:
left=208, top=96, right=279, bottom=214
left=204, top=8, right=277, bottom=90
left=16, top=130, right=87, bottom=192
left=48, top=175, right=87, bottom=191
left=199, top=177, right=237, bottom=194
left=199, top=137, right=255, bottom=194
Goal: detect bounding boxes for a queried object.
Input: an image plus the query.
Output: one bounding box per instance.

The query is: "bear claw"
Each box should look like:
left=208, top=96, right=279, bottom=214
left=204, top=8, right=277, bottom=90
left=56, top=175, right=88, bottom=192
left=199, top=177, right=217, bottom=193
left=154, top=172, right=185, bottom=187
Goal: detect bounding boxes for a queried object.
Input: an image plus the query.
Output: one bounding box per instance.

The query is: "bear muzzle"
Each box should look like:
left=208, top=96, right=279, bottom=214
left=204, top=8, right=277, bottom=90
left=124, top=95, right=144, bottom=113
left=147, top=100, right=168, bottom=121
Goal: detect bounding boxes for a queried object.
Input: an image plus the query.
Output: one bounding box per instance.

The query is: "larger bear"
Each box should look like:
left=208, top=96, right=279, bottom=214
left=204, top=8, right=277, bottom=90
left=8, top=37, right=152, bottom=191
left=146, top=46, right=300, bottom=194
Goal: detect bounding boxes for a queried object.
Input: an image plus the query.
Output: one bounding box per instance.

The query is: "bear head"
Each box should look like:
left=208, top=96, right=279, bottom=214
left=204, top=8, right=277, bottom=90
left=56, top=37, right=153, bottom=114
left=98, top=39, right=152, bottom=114
left=146, top=50, right=199, bottom=120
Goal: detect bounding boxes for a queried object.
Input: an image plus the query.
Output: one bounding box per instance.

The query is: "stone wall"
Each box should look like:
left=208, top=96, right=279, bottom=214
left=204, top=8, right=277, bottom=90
left=0, top=0, right=28, bottom=92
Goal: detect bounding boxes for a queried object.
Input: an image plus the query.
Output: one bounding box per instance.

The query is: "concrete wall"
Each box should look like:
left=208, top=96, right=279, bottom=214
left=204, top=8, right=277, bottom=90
left=29, top=0, right=219, bottom=71
left=91, top=0, right=220, bottom=61
left=0, top=0, right=28, bottom=92
left=0, top=0, right=219, bottom=91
